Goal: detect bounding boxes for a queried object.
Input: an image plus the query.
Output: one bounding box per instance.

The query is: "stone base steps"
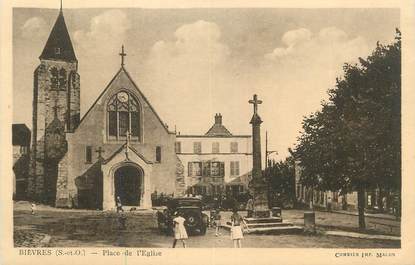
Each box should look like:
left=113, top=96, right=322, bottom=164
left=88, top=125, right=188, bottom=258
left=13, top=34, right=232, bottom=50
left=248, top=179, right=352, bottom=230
left=244, top=217, right=282, bottom=224
left=244, top=222, right=293, bottom=229
left=222, top=217, right=304, bottom=234
left=222, top=223, right=303, bottom=234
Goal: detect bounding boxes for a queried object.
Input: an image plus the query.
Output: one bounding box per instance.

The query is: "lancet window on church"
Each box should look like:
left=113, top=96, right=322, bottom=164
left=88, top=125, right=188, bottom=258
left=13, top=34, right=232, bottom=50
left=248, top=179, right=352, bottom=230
left=49, top=67, right=67, bottom=90
left=107, top=91, right=140, bottom=141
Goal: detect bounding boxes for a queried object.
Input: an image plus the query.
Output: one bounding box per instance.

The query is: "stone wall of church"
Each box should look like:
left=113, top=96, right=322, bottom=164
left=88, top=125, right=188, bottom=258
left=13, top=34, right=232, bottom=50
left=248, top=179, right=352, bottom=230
left=55, top=153, right=70, bottom=207
left=61, top=69, right=177, bottom=208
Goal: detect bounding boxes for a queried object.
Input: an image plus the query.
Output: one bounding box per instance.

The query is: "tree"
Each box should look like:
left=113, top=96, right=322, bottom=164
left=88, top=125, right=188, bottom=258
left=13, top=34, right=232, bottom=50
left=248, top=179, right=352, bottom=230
left=264, top=155, right=296, bottom=208
left=294, top=30, right=401, bottom=229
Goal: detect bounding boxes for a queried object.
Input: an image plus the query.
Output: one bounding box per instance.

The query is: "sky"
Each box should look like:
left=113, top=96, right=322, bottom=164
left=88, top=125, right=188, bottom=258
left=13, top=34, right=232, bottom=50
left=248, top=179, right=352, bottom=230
left=13, top=8, right=399, bottom=159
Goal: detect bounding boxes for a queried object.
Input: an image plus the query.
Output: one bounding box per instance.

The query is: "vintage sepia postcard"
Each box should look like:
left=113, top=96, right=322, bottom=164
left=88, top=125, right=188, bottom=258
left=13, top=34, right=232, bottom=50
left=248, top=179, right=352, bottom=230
left=1, top=0, right=414, bottom=264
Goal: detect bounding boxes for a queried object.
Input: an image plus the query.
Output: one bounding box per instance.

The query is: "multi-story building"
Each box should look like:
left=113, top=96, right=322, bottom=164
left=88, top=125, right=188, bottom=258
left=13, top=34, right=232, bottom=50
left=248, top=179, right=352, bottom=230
left=176, top=114, right=252, bottom=199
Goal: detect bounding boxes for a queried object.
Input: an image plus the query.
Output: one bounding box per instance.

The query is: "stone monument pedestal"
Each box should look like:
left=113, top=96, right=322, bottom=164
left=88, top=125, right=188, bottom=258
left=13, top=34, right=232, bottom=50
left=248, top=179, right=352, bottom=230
left=228, top=94, right=302, bottom=234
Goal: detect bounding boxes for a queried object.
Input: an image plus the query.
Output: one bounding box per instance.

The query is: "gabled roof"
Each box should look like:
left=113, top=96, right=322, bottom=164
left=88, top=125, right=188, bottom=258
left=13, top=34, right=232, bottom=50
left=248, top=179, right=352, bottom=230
left=78, top=67, right=173, bottom=134
left=39, top=10, right=77, bottom=62
left=12, top=124, right=31, bottom=146
left=205, top=124, right=232, bottom=136
left=205, top=114, right=232, bottom=136
left=103, top=143, right=153, bottom=165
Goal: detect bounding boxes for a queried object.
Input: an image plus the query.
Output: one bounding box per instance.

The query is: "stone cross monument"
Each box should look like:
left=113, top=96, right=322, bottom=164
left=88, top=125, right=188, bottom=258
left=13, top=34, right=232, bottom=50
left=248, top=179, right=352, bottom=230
left=248, top=94, right=270, bottom=218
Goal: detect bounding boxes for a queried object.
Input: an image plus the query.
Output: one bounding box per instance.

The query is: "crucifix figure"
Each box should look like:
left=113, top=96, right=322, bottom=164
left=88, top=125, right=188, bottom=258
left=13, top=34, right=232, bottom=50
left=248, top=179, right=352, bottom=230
left=249, top=94, right=263, bottom=115
left=125, top=130, right=132, bottom=160
left=96, top=147, right=105, bottom=159
left=53, top=99, right=60, bottom=119
left=119, top=45, right=127, bottom=67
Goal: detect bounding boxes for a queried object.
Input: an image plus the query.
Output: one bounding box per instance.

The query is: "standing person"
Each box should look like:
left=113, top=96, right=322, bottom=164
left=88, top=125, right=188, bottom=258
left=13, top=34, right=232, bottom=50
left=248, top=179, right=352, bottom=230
left=214, top=209, right=222, bottom=236
left=326, top=194, right=332, bottom=212
left=30, top=203, right=36, bottom=215
left=172, top=212, right=188, bottom=248
left=246, top=197, right=254, bottom=218
left=230, top=209, right=245, bottom=248
left=116, top=196, right=124, bottom=213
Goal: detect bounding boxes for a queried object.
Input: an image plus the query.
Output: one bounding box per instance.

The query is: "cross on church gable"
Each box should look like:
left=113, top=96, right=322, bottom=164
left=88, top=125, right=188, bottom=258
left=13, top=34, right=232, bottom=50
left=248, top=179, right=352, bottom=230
left=249, top=94, right=263, bottom=115
left=119, top=45, right=127, bottom=67
left=96, top=146, right=105, bottom=159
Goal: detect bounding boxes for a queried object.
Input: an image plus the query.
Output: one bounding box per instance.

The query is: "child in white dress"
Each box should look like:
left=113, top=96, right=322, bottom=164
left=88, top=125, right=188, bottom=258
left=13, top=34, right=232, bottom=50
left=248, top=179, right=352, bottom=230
left=230, top=209, right=245, bottom=248
left=172, top=212, right=188, bottom=248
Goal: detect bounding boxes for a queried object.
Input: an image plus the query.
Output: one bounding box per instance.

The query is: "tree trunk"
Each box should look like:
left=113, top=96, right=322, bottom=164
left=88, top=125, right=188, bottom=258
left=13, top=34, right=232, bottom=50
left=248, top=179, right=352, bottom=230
left=357, top=186, right=366, bottom=229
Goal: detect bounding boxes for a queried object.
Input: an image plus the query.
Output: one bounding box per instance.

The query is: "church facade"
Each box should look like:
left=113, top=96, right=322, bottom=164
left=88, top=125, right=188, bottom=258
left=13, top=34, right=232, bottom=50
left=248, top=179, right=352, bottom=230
left=28, top=8, right=184, bottom=210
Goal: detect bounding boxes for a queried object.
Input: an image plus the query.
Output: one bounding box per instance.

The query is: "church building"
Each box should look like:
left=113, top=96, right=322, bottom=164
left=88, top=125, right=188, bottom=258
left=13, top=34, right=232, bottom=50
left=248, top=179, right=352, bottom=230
left=28, top=7, right=183, bottom=210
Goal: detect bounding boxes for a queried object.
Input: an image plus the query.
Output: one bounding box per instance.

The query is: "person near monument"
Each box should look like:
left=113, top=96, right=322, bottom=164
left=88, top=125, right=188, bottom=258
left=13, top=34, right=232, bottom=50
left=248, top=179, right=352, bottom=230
left=230, top=209, right=245, bottom=248
left=246, top=197, right=254, bottom=218
left=214, top=209, right=222, bottom=236
left=30, top=203, right=36, bottom=215
left=172, top=212, right=188, bottom=248
left=116, top=196, right=124, bottom=213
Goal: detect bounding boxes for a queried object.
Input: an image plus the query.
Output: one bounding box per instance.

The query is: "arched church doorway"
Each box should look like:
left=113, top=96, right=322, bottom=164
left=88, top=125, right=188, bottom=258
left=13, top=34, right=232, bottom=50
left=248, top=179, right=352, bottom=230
left=114, top=165, right=142, bottom=206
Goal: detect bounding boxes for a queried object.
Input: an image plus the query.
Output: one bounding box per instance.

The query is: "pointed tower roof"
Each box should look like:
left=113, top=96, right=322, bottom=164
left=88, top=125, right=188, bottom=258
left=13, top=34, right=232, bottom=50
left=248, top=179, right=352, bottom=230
left=39, top=9, right=77, bottom=62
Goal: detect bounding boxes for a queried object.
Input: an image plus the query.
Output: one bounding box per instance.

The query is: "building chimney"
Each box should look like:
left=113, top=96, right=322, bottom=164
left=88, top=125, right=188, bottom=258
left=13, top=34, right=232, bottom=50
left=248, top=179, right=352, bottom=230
left=215, top=113, right=222, bottom=125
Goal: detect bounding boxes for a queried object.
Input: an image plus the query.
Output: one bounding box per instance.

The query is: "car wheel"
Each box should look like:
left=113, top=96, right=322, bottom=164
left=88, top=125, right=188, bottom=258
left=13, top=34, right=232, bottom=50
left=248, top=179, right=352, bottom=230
left=199, top=225, right=207, bottom=235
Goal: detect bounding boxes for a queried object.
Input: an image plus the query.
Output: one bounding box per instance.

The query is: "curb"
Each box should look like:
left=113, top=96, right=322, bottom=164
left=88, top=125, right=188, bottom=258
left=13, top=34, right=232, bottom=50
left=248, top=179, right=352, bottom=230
left=325, top=231, right=400, bottom=241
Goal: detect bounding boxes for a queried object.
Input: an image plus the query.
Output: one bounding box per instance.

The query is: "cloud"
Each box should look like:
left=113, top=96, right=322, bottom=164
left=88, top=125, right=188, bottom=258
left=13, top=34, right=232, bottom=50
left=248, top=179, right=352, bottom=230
left=73, top=10, right=131, bottom=117
left=265, top=27, right=367, bottom=63
left=21, top=17, right=47, bottom=39
left=148, top=20, right=230, bottom=71
left=140, top=24, right=371, bottom=157
left=259, top=27, right=370, bottom=156
left=74, top=10, right=130, bottom=53
left=142, top=20, right=231, bottom=132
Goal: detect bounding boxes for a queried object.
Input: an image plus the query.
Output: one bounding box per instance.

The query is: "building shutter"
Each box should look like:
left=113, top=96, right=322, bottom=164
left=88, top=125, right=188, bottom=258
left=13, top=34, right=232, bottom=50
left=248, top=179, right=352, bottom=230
left=219, top=162, right=225, bottom=177
left=85, top=146, right=92, bottom=163
left=156, top=146, right=161, bottom=163
left=202, top=161, right=211, bottom=177
left=175, top=142, right=181, bottom=153
left=188, top=162, right=193, bottom=176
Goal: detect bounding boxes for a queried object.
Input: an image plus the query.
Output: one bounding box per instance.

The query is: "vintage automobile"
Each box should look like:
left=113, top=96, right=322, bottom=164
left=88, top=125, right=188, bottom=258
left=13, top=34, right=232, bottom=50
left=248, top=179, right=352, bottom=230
left=157, top=197, right=209, bottom=235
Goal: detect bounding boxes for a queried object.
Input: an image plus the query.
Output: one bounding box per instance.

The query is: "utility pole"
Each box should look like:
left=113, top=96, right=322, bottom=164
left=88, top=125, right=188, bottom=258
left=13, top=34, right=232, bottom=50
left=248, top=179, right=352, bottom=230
left=265, top=131, right=277, bottom=168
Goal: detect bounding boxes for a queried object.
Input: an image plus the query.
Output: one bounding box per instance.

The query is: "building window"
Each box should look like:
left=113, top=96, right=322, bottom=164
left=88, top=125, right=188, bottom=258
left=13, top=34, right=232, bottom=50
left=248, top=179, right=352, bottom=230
left=211, top=162, right=225, bottom=177
left=230, top=142, right=238, bottom=153
left=212, top=142, right=220, bottom=153
left=156, top=146, right=161, bottom=163
left=55, top=47, right=61, bottom=54
left=230, top=161, right=240, bottom=176
left=188, top=162, right=202, bottom=177
left=107, top=91, right=140, bottom=141
left=49, top=67, right=67, bottom=90
left=175, top=142, right=181, bottom=153
left=193, top=142, right=202, bottom=154
left=85, top=146, right=92, bottom=163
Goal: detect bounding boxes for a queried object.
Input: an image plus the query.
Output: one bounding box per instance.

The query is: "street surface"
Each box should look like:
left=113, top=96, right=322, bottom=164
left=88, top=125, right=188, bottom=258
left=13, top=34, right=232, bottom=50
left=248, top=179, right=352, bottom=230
left=14, top=201, right=400, bottom=248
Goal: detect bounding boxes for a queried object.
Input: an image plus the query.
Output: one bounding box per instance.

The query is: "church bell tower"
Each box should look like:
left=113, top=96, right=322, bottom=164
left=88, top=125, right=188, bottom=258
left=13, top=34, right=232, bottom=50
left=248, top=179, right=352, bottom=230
left=28, top=6, right=80, bottom=204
